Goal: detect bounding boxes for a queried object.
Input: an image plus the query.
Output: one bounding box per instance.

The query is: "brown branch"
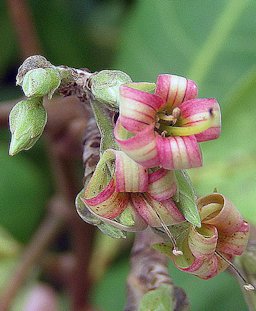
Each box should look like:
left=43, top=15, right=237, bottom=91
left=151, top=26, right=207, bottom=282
left=125, top=229, right=189, bottom=311
left=7, top=0, right=41, bottom=58
left=0, top=197, right=66, bottom=311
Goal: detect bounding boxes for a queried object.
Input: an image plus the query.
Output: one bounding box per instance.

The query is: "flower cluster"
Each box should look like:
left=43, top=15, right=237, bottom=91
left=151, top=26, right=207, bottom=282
left=114, top=74, right=221, bottom=169
left=80, top=73, right=249, bottom=282
left=154, top=193, right=249, bottom=279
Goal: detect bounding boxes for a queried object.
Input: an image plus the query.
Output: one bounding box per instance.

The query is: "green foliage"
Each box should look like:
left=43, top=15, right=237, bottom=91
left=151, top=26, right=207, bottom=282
left=175, top=170, right=201, bottom=227
left=0, top=144, right=49, bottom=242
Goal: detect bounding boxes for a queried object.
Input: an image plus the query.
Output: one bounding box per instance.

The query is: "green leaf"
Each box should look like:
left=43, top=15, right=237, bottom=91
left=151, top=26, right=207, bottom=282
left=90, top=99, right=118, bottom=153
left=175, top=171, right=201, bottom=227
left=139, top=285, right=173, bottom=311
left=97, top=222, right=126, bottom=239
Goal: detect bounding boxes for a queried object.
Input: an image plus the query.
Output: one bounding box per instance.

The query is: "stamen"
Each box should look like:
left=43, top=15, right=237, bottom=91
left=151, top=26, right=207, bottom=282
left=155, top=210, right=183, bottom=256
left=161, top=130, right=167, bottom=137
left=215, top=251, right=255, bottom=291
left=172, top=107, right=181, bottom=119
left=160, top=108, right=215, bottom=136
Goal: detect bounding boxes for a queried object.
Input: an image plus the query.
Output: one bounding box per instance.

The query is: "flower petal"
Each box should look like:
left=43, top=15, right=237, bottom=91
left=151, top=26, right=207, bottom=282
left=148, top=168, right=177, bottom=201
left=115, top=150, right=148, bottom=192
left=114, top=120, right=160, bottom=168
left=156, top=134, right=202, bottom=169
left=155, top=74, right=198, bottom=111
left=179, top=98, right=221, bottom=142
left=171, top=238, right=218, bottom=279
left=198, top=193, right=244, bottom=234
left=83, top=179, right=129, bottom=219
left=119, top=85, right=164, bottom=133
left=131, top=194, right=185, bottom=227
left=188, top=224, right=218, bottom=259
left=217, top=221, right=249, bottom=256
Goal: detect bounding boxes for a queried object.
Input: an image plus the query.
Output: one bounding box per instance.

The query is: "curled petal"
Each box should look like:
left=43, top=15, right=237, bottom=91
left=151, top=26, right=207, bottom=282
left=198, top=193, right=244, bottom=234
left=115, top=150, right=148, bottom=192
left=156, top=134, right=202, bottom=169
left=155, top=74, right=198, bottom=111
left=118, top=200, right=148, bottom=231
left=131, top=194, right=185, bottom=227
left=114, top=120, right=160, bottom=168
left=216, top=252, right=233, bottom=274
left=188, top=224, right=218, bottom=259
left=179, top=98, right=221, bottom=142
left=217, top=221, right=250, bottom=256
left=148, top=168, right=177, bottom=201
left=86, top=200, right=148, bottom=232
left=119, top=85, right=164, bottom=133
left=83, top=179, right=129, bottom=219
left=171, top=239, right=218, bottom=279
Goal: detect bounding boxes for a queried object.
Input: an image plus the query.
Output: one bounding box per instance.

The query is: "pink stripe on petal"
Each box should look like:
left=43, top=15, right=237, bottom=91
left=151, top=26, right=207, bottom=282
left=217, top=221, right=249, bottom=256
left=83, top=179, right=129, bottom=219
left=198, top=194, right=244, bottom=235
left=115, top=151, right=148, bottom=192
left=119, top=101, right=156, bottom=133
left=188, top=225, right=218, bottom=259
left=156, top=74, right=198, bottom=111
left=148, top=168, right=177, bottom=201
left=120, top=85, right=164, bottom=110
left=114, top=121, right=160, bottom=168
left=179, top=98, right=221, bottom=142
left=156, top=134, right=202, bottom=169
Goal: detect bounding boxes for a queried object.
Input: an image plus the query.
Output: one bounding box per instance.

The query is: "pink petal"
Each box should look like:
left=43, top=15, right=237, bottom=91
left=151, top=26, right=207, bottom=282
left=114, top=120, right=160, bottom=168
left=188, top=224, right=218, bottom=259
left=156, top=134, right=202, bottom=169
left=83, top=179, right=129, bottom=219
left=131, top=193, right=184, bottom=227
left=155, top=74, right=198, bottom=111
left=179, top=98, right=221, bottom=142
left=115, top=150, right=148, bottom=192
left=119, top=85, right=164, bottom=133
left=217, top=221, right=249, bottom=256
left=148, top=168, right=177, bottom=201
left=198, top=193, right=244, bottom=235
left=171, top=239, right=218, bottom=279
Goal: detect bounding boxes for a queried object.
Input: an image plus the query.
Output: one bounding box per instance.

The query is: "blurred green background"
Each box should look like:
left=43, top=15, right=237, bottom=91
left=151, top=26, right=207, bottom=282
left=1, top=0, right=255, bottom=310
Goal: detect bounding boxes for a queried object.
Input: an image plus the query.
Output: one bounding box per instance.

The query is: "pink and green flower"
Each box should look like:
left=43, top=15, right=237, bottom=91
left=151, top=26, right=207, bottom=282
left=114, top=74, right=221, bottom=170
left=154, top=193, right=249, bottom=279
left=81, top=149, right=185, bottom=230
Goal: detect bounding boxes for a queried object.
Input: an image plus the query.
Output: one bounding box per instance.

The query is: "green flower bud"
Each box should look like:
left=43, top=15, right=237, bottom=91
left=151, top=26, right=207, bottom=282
left=22, top=68, right=61, bottom=99
left=16, top=55, right=52, bottom=86
left=90, top=70, right=132, bottom=110
left=9, top=98, right=47, bottom=156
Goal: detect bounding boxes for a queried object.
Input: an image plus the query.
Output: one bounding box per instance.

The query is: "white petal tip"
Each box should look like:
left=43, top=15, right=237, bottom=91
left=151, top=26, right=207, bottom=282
left=244, top=284, right=255, bottom=291
left=173, top=249, right=183, bottom=256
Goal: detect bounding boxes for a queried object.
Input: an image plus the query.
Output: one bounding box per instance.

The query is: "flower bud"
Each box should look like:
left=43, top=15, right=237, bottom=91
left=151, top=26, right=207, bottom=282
left=16, top=55, right=52, bottom=86
left=9, top=98, right=47, bottom=156
left=90, top=70, right=132, bottom=109
left=22, top=68, right=61, bottom=99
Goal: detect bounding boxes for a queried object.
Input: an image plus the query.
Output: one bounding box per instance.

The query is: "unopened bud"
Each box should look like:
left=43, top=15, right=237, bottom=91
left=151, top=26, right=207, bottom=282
left=22, top=68, right=61, bottom=99
left=9, top=98, right=47, bottom=156
left=16, top=55, right=52, bottom=86
left=90, top=70, right=132, bottom=109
